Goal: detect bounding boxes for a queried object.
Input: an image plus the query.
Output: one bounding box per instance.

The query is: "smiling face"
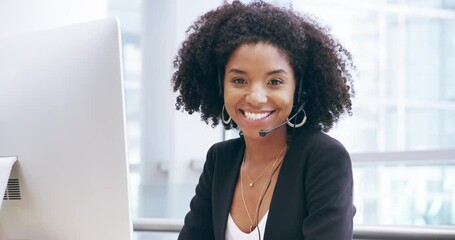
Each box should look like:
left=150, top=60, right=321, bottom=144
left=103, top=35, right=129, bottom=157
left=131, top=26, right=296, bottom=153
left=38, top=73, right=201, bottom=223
left=223, top=42, right=296, bottom=139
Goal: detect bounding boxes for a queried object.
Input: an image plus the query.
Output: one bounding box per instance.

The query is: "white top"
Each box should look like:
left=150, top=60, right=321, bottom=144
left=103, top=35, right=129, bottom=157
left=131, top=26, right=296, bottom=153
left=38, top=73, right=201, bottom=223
left=225, top=211, right=269, bottom=240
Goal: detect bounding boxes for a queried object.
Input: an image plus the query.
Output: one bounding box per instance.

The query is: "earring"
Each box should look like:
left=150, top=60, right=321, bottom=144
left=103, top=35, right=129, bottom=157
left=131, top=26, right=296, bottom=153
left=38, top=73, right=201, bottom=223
left=221, top=105, right=231, bottom=125
left=287, top=108, right=307, bottom=128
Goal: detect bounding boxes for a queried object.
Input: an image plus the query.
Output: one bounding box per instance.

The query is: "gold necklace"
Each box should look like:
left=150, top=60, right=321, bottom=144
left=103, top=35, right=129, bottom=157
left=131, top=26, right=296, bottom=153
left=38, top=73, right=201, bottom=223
left=240, top=145, right=287, bottom=232
left=244, top=146, right=287, bottom=187
left=240, top=159, right=259, bottom=231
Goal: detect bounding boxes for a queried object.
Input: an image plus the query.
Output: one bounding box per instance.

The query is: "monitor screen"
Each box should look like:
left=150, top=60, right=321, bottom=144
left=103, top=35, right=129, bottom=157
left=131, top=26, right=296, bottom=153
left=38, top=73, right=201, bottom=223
left=0, top=18, right=133, bottom=240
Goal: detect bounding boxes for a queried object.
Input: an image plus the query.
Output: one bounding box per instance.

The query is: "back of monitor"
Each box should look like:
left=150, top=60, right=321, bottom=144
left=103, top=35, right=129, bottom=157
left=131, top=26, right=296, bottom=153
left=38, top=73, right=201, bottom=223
left=0, top=18, right=133, bottom=240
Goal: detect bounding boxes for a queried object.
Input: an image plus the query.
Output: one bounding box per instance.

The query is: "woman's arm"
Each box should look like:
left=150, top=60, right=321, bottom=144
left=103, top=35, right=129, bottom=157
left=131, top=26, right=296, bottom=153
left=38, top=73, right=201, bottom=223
left=302, top=139, right=356, bottom=239
left=178, top=146, right=216, bottom=240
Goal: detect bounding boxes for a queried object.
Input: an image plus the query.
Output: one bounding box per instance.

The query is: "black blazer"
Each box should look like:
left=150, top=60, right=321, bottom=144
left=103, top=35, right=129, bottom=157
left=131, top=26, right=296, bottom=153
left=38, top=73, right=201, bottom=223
left=178, top=127, right=356, bottom=240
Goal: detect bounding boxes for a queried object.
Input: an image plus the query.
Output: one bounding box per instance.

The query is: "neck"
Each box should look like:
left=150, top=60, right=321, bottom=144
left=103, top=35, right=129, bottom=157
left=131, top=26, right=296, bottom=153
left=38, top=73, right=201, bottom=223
left=243, top=128, right=288, bottom=165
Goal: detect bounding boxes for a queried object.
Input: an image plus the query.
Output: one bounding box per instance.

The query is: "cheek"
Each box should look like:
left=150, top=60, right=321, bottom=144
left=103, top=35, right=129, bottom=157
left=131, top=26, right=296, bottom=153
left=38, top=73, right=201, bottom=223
left=223, top=88, right=237, bottom=114
left=279, top=88, right=296, bottom=113
left=283, top=98, right=294, bottom=116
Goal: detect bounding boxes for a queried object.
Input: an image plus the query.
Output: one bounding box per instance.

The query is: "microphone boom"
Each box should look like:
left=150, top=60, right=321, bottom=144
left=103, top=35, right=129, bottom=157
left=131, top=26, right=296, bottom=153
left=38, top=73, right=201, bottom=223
left=258, top=103, right=305, bottom=137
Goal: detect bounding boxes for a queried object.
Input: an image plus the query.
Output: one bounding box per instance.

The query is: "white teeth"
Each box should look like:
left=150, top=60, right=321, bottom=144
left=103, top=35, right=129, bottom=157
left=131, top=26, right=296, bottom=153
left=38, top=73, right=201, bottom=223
left=244, top=111, right=271, bottom=121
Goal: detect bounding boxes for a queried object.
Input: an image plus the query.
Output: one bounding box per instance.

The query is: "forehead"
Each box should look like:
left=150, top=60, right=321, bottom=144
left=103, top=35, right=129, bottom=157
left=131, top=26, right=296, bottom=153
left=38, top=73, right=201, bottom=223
left=226, top=42, right=293, bottom=72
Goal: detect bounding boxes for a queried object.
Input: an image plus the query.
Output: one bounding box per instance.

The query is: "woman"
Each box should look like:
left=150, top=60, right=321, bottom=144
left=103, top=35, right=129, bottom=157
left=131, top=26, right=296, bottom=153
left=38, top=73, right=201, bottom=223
left=172, top=1, right=356, bottom=239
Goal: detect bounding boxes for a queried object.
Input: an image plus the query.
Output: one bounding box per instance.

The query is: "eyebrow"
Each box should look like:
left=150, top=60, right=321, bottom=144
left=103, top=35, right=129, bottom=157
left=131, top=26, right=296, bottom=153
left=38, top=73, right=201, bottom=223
left=227, top=68, right=288, bottom=75
left=267, top=69, right=287, bottom=75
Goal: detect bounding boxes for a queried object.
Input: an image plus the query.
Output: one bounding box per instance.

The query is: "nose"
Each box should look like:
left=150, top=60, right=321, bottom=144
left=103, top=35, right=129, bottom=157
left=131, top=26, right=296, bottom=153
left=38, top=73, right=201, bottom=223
left=246, top=84, right=267, bottom=105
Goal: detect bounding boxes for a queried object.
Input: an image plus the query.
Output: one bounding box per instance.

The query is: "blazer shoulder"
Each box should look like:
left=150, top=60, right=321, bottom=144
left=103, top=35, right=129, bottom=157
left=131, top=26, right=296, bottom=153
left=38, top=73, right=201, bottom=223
left=291, top=128, right=350, bottom=166
left=205, top=137, right=244, bottom=166
left=293, top=128, right=347, bottom=151
left=209, top=137, right=244, bottom=155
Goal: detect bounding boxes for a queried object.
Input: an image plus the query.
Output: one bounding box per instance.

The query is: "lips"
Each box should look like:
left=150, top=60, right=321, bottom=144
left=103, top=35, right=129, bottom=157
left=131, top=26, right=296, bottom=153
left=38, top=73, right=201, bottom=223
left=242, top=110, right=273, bottom=121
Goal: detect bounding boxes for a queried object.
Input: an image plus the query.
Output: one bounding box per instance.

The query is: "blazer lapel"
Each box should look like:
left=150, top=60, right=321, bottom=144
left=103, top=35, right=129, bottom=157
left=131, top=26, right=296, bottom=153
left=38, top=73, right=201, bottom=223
left=212, top=140, right=244, bottom=240
left=264, top=128, right=313, bottom=240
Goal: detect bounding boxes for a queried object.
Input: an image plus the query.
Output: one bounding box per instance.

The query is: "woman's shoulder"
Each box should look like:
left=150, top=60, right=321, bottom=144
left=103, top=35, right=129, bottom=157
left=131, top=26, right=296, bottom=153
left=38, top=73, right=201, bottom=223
left=293, top=127, right=345, bottom=148
left=205, top=137, right=244, bottom=164
left=290, top=127, right=350, bottom=162
left=209, top=137, right=244, bottom=153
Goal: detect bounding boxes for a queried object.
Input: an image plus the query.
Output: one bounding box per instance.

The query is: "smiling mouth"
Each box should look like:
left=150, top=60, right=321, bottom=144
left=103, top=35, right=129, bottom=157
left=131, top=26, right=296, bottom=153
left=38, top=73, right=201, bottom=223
left=242, top=110, right=273, bottom=121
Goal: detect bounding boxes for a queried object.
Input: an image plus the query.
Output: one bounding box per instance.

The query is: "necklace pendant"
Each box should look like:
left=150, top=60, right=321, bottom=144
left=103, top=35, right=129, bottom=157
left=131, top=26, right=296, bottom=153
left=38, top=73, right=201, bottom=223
left=249, top=183, right=253, bottom=187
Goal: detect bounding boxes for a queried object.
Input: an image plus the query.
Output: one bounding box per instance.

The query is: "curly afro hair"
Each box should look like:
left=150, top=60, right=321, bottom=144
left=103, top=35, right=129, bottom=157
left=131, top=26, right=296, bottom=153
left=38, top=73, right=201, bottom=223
left=172, top=0, right=355, bottom=132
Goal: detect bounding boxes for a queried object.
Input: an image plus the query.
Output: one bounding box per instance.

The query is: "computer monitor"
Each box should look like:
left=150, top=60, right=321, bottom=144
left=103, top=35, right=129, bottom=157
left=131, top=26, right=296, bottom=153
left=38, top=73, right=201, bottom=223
left=0, top=18, right=133, bottom=239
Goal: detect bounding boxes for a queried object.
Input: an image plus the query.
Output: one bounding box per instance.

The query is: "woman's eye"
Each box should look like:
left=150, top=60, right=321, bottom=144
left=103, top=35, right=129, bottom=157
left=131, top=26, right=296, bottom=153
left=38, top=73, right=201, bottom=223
left=233, top=78, right=246, bottom=84
left=269, top=79, right=283, bottom=85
